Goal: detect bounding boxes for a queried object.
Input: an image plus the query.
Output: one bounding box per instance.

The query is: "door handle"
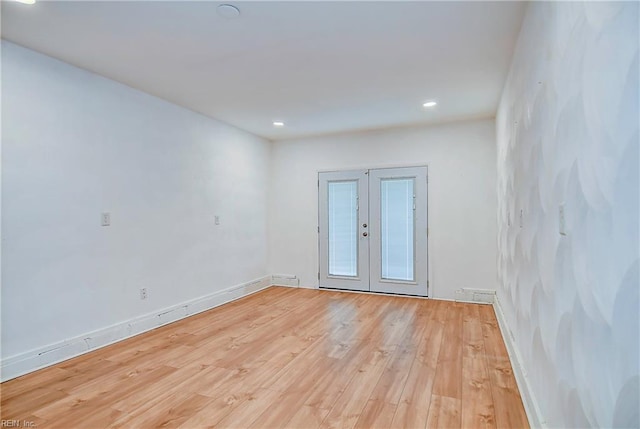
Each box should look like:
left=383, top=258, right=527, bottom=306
left=363, top=232, right=368, bottom=237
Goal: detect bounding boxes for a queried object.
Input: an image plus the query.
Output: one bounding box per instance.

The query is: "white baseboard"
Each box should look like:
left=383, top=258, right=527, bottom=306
left=493, top=295, right=546, bottom=428
left=0, top=275, right=272, bottom=382
left=298, top=284, right=318, bottom=290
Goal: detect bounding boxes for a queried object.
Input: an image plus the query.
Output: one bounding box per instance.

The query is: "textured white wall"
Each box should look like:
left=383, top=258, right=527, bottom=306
left=1, top=42, right=270, bottom=359
left=496, top=2, right=639, bottom=428
left=269, top=119, right=497, bottom=300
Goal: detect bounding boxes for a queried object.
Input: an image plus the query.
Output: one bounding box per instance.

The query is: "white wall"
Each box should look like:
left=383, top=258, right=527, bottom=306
left=1, top=42, right=270, bottom=361
left=269, top=119, right=497, bottom=300
left=496, top=2, right=639, bottom=428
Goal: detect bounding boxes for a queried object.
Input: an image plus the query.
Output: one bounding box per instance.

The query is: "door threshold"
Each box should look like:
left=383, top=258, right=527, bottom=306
left=319, top=286, right=428, bottom=299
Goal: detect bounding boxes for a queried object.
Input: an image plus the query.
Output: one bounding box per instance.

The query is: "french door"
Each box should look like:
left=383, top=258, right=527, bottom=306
left=318, top=166, right=428, bottom=297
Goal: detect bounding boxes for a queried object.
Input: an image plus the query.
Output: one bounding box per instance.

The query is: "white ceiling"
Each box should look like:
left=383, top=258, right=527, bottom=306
left=1, top=1, right=526, bottom=140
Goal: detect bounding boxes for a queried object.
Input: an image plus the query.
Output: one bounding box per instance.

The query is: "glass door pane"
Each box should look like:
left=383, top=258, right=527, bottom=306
left=369, top=166, right=428, bottom=296
left=328, top=181, right=359, bottom=277
left=380, top=178, right=415, bottom=281
left=319, top=170, right=369, bottom=292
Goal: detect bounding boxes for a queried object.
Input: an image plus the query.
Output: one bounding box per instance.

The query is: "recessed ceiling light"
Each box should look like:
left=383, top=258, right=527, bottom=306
left=273, top=121, right=285, bottom=127
left=217, top=4, right=240, bottom=19
left=422, top=101, right=438, bottom=108
left=15, top=0, right=36, bottom=4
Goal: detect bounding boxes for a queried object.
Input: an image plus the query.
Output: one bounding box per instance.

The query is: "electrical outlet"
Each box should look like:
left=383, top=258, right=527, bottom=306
left=140, top=288, right=148, bottom=300
left=214, top=215, right=220, bottom=225
left=101, top=212, right=111, bottom=227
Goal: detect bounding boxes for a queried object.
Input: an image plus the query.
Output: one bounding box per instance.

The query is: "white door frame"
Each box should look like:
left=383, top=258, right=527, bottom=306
left=318, top=166, right=429, bottom=297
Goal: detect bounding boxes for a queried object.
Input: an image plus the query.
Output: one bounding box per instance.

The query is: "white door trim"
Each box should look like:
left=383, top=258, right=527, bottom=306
left=318, top=166, right=429, bottom=297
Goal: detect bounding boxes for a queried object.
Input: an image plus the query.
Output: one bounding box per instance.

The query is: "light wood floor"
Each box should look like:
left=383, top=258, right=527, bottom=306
left=1, top=287, right=529, bottom=428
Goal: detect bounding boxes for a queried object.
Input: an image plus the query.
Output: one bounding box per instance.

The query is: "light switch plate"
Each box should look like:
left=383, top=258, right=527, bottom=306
left=101, top=212, right=111, bottom=227
left=519, top=209, right=523, bottom=228
left=559, top=204, right=567, bottom=236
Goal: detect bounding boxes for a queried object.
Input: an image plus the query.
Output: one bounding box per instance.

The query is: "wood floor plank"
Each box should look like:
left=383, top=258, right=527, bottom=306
left=463, top=303, right=485, bottom=359
left=0, top=388, right=69, bottom=420
left=175, top=387, right=252, bottom=428
left=479, top=304, right=509, bottom=360
left=109, top=365, right=205, bottom=415
left=285, top=404, right=330, bottom=429
left=432, top=303, right=463, bottom=399
left=461, top=357, right=496, bottom=429
left=112, top=392, right=213, bottom=428
left=33, top=365, right=177, bottom=420
left=426, top=394, right=461, bottom=429
left=1, top=368, right=71, bottom=400
left=353, top=399, right=397, bottom=429
left=364, top=299, right=424, bottom=404
left=416, top=316, right=444, bottom=368
left=491, top=385, right=529, bottom=429
left=487, top=358, right=529, bottom=429
left=318, top=363, right=388, bottom=429
left=351, top=300, right=426, bottom=429
left=214, top=388, right=281, bottom=428
left=389, top=302, right=444, bottom=429
left=0, top=287, right=529, bottom=429
left=297, top=358, right=361, bottom=413
left=390, top=358, right=436, bottom=429
left=48, top=405, right=124, bottom=429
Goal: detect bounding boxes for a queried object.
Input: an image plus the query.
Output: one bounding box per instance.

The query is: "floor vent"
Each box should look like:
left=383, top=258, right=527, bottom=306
left=271, top=274, right=299, bottom=287
left=454, top=288, right=495, bottom=304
